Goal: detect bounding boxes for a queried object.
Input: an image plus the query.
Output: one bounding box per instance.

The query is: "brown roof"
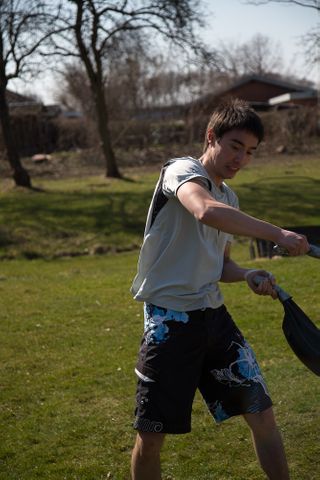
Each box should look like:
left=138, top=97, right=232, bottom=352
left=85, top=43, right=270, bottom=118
left=218, top=74, right=316, bottom=96
left=6, top=89, right=40, bottom=105
left=188, top=75, right=317, bottom=113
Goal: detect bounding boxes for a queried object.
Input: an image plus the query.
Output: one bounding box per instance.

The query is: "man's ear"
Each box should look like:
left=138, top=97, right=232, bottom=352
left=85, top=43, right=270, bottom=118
left=207, top=128, right=216, bottom=146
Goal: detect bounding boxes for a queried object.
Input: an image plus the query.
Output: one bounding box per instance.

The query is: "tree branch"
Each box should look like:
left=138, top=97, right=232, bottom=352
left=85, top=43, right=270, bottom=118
left=246, top=0, right=320, bottom=11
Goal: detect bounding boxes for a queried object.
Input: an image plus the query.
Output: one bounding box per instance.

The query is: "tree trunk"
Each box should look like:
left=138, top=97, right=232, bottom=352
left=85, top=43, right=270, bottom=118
left=94, top=85, right=121, bottom=178
left=0, top=86, right=32, bottom=188
left=73, top=1, right=120, bottom=178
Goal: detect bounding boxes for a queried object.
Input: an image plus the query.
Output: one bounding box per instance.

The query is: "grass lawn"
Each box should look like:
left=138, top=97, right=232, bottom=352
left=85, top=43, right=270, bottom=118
left=0, top=253, right=319, bottom=479
left=0, top=174, right=154, bottom=259
left=1, top=151, right=320, bottom=479
left=0, top=152, right=319, bottom=259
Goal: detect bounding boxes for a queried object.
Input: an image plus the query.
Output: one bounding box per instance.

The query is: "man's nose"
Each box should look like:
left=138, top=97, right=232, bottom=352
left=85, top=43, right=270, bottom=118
left=234, top=150, right=247, bottom=163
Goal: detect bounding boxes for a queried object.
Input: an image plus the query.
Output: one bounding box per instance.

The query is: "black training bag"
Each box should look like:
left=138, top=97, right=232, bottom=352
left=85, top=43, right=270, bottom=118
left=282, top=297, right=320, bottom=376
left=254, top=275, right=320, bottom=377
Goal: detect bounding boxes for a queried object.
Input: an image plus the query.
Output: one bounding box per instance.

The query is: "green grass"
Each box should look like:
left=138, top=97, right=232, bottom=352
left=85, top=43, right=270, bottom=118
left=0, top=254, right=140, bottom=479
left=0, top=152, right=319, bottom=259
left=229, top=153, right=320, bottom=227
left=0, top=174, right=156, bottom=259
left=1, top=152, right=320, bottom=479
left=0, top=253, right=319, bottom=479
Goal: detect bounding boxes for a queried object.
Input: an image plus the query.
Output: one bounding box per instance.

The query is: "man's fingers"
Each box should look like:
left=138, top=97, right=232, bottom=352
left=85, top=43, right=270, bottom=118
left=246, top=270, right=278, bottom=299
left=279, top=231, right=310, bottom=256
left=252, top=273, right=276, bottom=297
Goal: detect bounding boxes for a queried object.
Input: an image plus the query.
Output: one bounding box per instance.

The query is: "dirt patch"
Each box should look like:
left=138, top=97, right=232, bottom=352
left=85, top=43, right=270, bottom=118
left=1, top=138, right=319, bottom=182
left=0, top=144, right=200, bottom=181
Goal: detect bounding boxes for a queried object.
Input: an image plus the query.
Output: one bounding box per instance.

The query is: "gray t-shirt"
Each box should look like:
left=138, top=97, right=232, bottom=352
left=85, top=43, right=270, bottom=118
left=131, top=157, right=239, bottom=311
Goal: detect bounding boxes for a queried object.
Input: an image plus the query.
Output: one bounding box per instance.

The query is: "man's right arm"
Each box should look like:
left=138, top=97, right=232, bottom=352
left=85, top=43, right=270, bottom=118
left=177, top=180, right=309, bottom=255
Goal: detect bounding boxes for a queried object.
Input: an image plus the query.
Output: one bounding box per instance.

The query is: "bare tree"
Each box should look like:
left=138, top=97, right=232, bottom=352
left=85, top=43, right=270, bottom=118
left=51, top=0, right=212, bottom=178
left=217, top=40, right=244, bottom=79
left=246, top=1, right=320, bottom=70
left=242, top=34, right=284, bottom=75
left=303, top=26, right=320, bottom=70
left=56, top=64, right=94, bottom=117
left=0, top=0, right=58, bottom=187
left=218, top=34, right=284, bottom=78
left=247, top=1, right=319, bottom=9
left=55, top=35, right=157, bottom=150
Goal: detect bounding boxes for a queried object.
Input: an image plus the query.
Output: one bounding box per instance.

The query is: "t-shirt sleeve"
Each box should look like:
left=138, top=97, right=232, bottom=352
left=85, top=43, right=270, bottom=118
left=162, top=159, right=211, bottom=198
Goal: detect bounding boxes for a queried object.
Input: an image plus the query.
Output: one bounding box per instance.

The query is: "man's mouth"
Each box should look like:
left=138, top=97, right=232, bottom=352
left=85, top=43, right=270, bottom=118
left=227, top=166, right=239, bottom=173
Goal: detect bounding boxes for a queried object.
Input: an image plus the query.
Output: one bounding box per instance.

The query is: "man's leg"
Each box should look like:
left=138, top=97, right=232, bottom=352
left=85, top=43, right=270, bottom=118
left=131, top=431, right=166, bottom=480
left=244, top=407, right=290, bottom=480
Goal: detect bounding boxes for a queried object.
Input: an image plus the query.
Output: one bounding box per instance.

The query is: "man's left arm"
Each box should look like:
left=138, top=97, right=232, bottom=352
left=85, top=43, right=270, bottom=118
left=220, top=242, right=278, bottom=299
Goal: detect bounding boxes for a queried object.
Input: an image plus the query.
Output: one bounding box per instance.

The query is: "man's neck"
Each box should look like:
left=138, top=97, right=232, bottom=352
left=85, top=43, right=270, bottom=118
left=199, top=153, right=223, bottom=189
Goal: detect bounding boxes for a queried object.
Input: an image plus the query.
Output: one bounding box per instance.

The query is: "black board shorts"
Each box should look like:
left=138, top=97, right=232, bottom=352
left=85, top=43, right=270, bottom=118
left=133, top=303, right=272, bottom=434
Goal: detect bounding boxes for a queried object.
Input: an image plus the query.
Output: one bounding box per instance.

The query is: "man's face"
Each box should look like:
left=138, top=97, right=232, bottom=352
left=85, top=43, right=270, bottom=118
left=209, top=129, right=259, bottom=183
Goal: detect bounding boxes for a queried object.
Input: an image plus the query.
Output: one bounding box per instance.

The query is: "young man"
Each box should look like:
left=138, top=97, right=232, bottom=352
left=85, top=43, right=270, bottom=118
left=130, top=98, right=309, bottom=480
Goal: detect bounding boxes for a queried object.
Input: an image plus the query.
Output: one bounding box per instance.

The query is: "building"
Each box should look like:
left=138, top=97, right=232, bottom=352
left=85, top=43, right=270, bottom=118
left=189, top=74, right=318, bottom=114
left=5, top=89, right=43, bottom=115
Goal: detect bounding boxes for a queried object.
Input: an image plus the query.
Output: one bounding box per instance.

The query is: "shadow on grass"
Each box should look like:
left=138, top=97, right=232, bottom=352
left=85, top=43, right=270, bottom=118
left=121, top=176, right=136, bottom=183
left=0, top=175, right=319, bottom=254
left=0, top=187, right=154, bottom=249
left=30, top=186, right=46, bottom=193
left=235, top=176, right=320, bottom=226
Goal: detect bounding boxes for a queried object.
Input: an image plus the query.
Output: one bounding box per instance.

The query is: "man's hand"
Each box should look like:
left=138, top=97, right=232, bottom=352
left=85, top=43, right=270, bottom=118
left=276, top=229, right=309, bottom=256
left=244, top=269, right=277, bottom=299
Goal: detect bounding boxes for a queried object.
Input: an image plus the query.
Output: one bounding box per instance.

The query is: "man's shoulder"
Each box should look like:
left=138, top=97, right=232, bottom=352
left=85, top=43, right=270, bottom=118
left=162, top=156, right=211, bottom=197
left=164, top=156, right=208, bottom=178
left=165, top=156, right=200, bottom=168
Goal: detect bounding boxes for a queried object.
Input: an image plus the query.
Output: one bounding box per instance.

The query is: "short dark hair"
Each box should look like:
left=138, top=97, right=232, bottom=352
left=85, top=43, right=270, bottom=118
left=203, top=97, right=264, bottom=152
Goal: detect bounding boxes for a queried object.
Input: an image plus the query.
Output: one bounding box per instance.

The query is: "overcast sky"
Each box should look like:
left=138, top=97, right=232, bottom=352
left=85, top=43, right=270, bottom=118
left=9, top=0, right=319, bottom=104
